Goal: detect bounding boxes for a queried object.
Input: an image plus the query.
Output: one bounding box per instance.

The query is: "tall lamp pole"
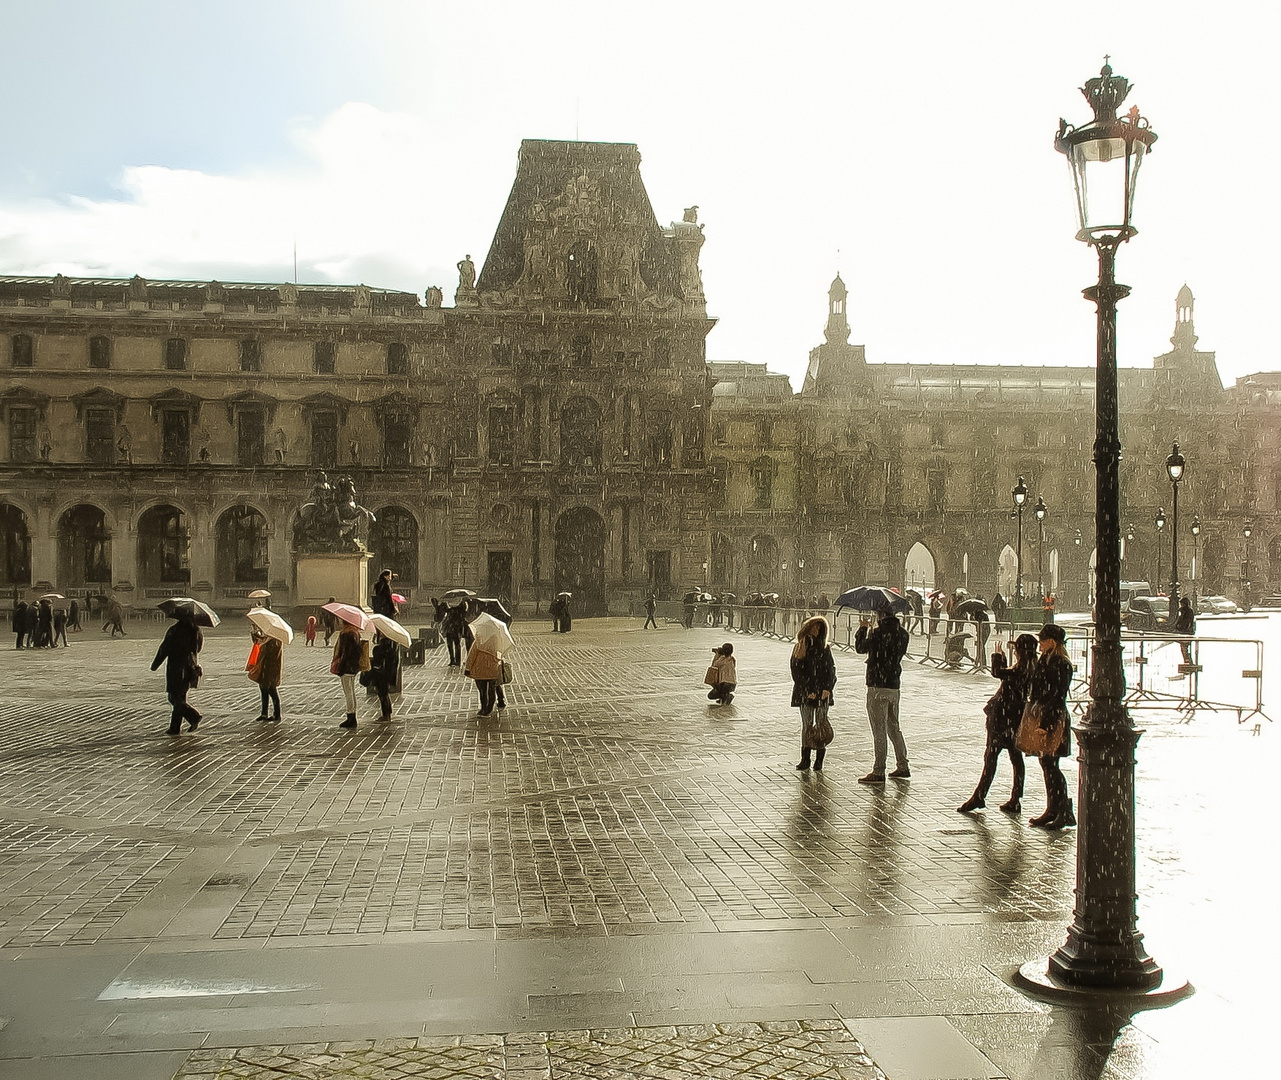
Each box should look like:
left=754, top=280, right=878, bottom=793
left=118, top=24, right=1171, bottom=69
left=1166, top=443, right=1184, bottom=622
left=1154, top=508, right=1166, bottom=597
left=1019, top=60, right=1185, bottom=1000
left=1074, top=529, right=1083, bottom=606
left=1034, top=495, right=1048, bottom=604
left=1013, top=476, right=1029, bottom=604
left=1243, top=523, right=1253, bottom=610
left=1189, top=518, right=1201, bottom=604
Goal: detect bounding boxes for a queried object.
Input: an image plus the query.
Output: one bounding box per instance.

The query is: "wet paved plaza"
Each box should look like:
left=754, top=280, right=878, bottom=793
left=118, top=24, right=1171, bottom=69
left=0, top=615, right=1273, bottom=1078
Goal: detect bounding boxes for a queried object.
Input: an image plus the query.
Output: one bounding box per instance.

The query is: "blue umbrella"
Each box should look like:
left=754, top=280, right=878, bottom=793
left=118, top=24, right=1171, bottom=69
left=834, top=586, right=911, bottom=615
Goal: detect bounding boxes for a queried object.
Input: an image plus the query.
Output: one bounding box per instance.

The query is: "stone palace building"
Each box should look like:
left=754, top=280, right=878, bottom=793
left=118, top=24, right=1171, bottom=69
left=1, top=139, right=1277, bottom=616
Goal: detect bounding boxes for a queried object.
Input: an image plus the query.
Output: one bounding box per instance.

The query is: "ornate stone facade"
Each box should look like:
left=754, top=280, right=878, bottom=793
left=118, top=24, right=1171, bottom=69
left=1, top=141, right=1277, bottom=615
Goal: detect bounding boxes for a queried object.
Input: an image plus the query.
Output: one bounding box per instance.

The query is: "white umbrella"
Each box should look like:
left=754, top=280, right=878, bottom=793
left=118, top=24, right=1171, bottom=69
left=321, top=602, right=371, bottom=630
left=469, top=612, right=514, bottom=652
left=368, top=613, right=411, bottom=648
left=247, top=607, right=294, bottom=644
left=247, top=589, right=271, bottom=599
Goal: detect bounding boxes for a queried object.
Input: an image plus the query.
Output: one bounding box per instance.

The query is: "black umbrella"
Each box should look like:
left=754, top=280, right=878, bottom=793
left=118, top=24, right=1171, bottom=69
left=442, top=588, right=477, bottom=606
left=157, top=597, right=221, bottom=627
left=471, top=597, right=514, bottom=626
left=834, top=586, right=911, bottom=615
left=954, top=599, right=990, bottom=619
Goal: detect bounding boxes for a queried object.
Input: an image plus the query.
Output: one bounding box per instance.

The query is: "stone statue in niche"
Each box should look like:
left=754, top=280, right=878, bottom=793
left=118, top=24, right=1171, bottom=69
left=683, top=205, right=699, bottom=224
left=353, top=285, right=371, bottom=308
left=424, top=285, right=443, bottom=309
left=128, top=275, right=148, bottom=300
left=50, top=273, right=71, bottom=299
left=279, top=282, right=299, bottom=305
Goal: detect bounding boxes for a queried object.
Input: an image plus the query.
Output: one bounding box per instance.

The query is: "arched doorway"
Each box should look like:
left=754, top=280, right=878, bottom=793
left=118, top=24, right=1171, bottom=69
left=138, top=505, right=190, bottom=589
left=57, top=505, right=111, bottom=589
left=1, top=504, right=31, bottom=586
left=370, top=506, right=419, bottom=586
left=997, top=544, right=1018, bottom=600
left=904, top=541, right=935, bottom=593
left=216, top=506, right=269, bottom=592
left=554, top=507, right=606, bottom=615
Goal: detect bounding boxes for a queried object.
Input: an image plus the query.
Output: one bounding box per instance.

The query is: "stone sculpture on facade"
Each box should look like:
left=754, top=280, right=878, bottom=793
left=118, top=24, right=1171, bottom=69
left=294, top=471, right=376, bottom=552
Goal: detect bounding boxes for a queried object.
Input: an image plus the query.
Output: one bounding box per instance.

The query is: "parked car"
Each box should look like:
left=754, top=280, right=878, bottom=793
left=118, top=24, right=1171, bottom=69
left=1119, top=581, right=1153, bottom=614
left=1124, top=595, right=1170, bottom=631
left=1197, top=595, right=1239, bottom=615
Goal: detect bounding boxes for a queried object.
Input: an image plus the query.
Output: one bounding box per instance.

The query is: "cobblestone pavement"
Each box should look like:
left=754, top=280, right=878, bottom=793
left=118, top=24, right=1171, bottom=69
left=0, top=616, right=1274, bottom=1079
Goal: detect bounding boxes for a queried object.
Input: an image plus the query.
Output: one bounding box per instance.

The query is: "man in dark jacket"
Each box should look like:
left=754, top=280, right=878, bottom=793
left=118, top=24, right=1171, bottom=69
left=151, top=613, right=204, bottom=735
left=854, top=604, right=912, bottom=783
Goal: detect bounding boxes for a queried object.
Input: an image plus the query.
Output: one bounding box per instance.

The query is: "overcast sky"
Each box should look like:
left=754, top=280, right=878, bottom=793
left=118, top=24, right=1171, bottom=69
left=0, top=0, right=1275, bottom=392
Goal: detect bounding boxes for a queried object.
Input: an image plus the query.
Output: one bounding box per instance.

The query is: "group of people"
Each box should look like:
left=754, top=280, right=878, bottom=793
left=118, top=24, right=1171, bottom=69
left=781, top=602, right=1076, bottom=830
left=11, top=598, right=79, bottom=648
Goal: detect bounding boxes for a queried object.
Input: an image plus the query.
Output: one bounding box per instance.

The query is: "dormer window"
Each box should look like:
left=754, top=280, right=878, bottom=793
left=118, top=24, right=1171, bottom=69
left=89, top=336, right=111, bottom=369
left=11, top=334, right=33, bottom=368
left=165, top=338, right=187, bottom=371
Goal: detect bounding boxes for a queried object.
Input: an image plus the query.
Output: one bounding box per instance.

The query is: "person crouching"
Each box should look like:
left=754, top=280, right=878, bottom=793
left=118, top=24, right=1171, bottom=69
left=705, top=642, right=738, bottom=704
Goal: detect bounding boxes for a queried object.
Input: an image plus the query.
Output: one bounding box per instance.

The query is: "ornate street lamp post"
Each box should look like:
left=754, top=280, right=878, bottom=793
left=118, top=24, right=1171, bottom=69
left=1165, top=443, right=1185, bottom=621
left=1074, top=529, right=1084, bottom=606
left=1034, top=495, right=1048, bottom=605
left=1154, top=508, right=1166, bottom=597
left=1190, top=518, right=1201, bottom=605
left=1243, top=523, right=1253, bottom=610
left=1019, top=60, right=1186, bottom=1000
left=1013, top=476, right=1029, bottom=605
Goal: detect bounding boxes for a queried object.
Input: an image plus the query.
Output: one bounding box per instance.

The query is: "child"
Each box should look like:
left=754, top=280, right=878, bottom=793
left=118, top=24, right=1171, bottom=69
left=305, top=615, right=317, bottom=646
left=705, top=642, right=738, bottom=705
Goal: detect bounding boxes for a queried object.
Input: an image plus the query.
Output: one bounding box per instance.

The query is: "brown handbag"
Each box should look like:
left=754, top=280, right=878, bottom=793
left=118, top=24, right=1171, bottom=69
left=1015, top=702, right=1064, bottom=756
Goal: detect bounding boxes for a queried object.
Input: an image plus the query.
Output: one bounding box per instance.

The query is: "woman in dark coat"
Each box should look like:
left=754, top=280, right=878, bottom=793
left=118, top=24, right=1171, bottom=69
left=248, top=631, right=283, bottom=722
left=790, top=615, right=837, bottom=771
left=1028, top=623, right=1076, bottom=830
left=332, top=622, right=364, bottom=729
left=371, top=569, right=397, bottom=618
left=368, top=632, right=400, bottom=720
left=958, top=632, right=1036, bottom=814
left=151, top=613, right=204, bottom=735
left=12, top=601, right=27, bottom=648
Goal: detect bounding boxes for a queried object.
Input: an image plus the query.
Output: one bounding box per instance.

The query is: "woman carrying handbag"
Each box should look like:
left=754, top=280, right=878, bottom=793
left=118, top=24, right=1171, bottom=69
left=790, top=616, right=836, bottom=771
left=1021, top=624, right=1076, bottom=830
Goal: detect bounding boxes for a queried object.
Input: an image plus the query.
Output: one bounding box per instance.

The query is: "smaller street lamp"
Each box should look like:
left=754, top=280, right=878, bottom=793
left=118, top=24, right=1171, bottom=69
left=1034, top=495, right=1048, bottom=604
left=1165, top=443, right=1185, bottom=627
left=1243, top=523, right=1254, bottom=609
left=1013, top=477, right=1029, bottom=603
left=1074, top=529, right=1084, bottom=606
left=1154, top=508, right=1166, bottom=593
left=1190, top=518, right=1201, bottom=605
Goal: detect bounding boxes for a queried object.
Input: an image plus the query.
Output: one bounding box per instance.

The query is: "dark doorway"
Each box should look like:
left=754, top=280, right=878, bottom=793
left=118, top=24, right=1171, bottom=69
left=555, top=507, right=606, bottom=615
left=647, top=550, right=671, bottom=600
left=487, top=550, right=513, bottom=606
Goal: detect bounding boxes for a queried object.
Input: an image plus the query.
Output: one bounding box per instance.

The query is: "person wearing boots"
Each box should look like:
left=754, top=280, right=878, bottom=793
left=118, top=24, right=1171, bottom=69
left=790, top=616, right=836, bottom=771
left=854, top=603, right=912, bottom=783
left=151, top=611, right=204, bottom=735
left=248, top=629, right=283, bottom=723
left=958, top=633, right=1035, bottom=814
left=368, top=631, right=400, bottom=721
left=705, top=642, right=737, bottom=705
left=1028, top=623, right=1076, bottom=830
left=332, top=621, right=364, bottom=729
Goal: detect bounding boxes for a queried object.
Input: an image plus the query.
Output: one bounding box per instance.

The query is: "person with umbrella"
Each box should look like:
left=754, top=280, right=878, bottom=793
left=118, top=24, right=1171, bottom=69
left=854, top=602, right=912, bottom=783
left=246, top=608, right=292, bottom=723
left=326, top=604, right=366, bottom=729
left=371, top=569, right=398, bottom=618
left=151, top=602, right=208, bottom=735
left=465, top=612, right=513, bottom=716
left=102, top=596, right=125, bottom=638
left=366, top=614, right=410, bottom=721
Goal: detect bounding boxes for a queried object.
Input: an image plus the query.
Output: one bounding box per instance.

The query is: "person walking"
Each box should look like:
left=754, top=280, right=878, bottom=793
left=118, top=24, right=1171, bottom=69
left=103, top=598, right=125, bottom=637
left=854, top=603, right=912, bottom=783
left=321, top=598, right=338, bottom=646
left=371, top=569, right=397, bottom=617
left=23, top=601, right=38, bottom=648
left=1027, top=624, right=1076, bottom=830
left=1174, top=597, right=1196, bottom=665
left=12, top=601, right=27, bottom=649
left=958, top=632, right=1036, bottom=814
left=464, top=631, right=503, bottom=716
left=442, top=602, right=466, bottom=666
left=151, top=611, right=203, bottom=735
left=36, top=599, right=53, bottom=648
left=248, top=630, right=284, bottom=722
left=705, top=642, right=737, bottom=705
left=790, top=615, right=836, bottom=771
left=368, top=631, right=400, bottom=721
left=643, top=593, right=658, bottom=630
left=68, top=598, right=81, bottom=632
left=53, top=607, right=69, bottom=647
left=331, top=621, right=364, bottom=729
left=972, top=604, right=992, bottom=668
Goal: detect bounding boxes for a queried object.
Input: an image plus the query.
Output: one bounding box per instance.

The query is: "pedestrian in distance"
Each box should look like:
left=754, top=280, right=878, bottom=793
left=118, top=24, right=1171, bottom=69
left=791, top=616, right=836, bottom=771
left=68, top=598, right=81, bottom=632
left=36, top=599, right=53, bottom=648
left=464, top=630, right=503, bottom=716
left=331, top=621, right=364, bottom=729
left=371, top=569, right=397, bottom=617
left=705, top=642, right=737, bottom=705
left=152, top=610, right=203, bottom=735
left=928, top=593, right=943, bottom=636
left=246, top=628, right=283, bottom=722
left=53, top=607, right=69, bottom=647
left=990, top=592, right=1008, bottom=633
left=958, top=633, right=1036, bottom=814
left=12, top=601, right=27, bottom=649
left=643, top=593, right=658, bottom=630
left=854, top=603, right=912, bottom=783
left=972, top=603, right=992, bottom=668
left=441, top=602, right=466, bottom=666
left=305, top=615, right=317, bottom=646
left=1174, top=597, right=1196, bottom=665
left=102, top=598, right=125, bottom=637
left=1027, top=624, right=1076, bottom=830
left=23, top=602, right=37, bottom=648
left=321, top=598, right=338, bottom=646
left=367, top=631, right=400, bottom=721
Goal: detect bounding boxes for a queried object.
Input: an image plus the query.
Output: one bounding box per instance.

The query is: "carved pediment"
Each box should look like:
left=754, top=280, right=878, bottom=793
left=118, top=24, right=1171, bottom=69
left=300, top=391, right=352, bottom=423
left=370, top=392, right=421, bottom=428
left=1, top=385, right=51, bottom=417
left=224, top=390, right=278, bottom=425
left=71, top=386, right=126, bottom=421
left=149, top=387, right=203, bottom=422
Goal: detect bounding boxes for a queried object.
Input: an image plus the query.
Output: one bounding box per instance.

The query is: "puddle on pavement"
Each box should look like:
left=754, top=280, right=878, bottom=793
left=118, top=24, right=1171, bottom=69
left=98, top=977, right=317, bottom=1000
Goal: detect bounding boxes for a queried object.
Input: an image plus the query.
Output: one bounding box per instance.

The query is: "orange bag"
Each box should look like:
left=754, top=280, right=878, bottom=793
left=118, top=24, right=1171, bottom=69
left=246, top=641, right=261, bottom=671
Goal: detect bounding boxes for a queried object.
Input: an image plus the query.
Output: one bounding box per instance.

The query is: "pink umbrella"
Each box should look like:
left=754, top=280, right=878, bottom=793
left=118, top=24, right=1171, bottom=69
left=321, top=602, right=370, bottom=630
left=392, top=593, right=408, bottom=604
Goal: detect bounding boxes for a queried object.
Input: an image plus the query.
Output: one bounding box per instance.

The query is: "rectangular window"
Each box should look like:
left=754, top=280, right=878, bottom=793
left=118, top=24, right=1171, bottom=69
left=387, top=342, right=409, bottom=375
left=85, top=408, right=115, bottom=463
left=11, top=334, right=33, bottom=367
left=161, top=410, right=190, bottom=466
left=384, top=418, right=412, bottom=467
left=237, top=410, right=265, bottom=466
left=314, top=341, right=336, bottom=374
left=755, top=417, right=773, bottom=447
left=310, top=412, right=338, bottom=468
left=8, top=407, right=38, bottom=462
left=89, top=336, right=111, bottom=369
left=648, top=420, right=673, bottom=467
left=165, top=338, right=187, bottom=371
left=239, top=339, right=261, bottom=372
left=488, top=407, right=515, bottom=465
left=928, top=468, right=946, bottom=513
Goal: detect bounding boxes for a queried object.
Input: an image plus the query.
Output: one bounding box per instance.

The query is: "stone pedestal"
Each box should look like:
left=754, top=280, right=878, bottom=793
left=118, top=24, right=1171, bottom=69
left=295, top=550, right=371, bottom=609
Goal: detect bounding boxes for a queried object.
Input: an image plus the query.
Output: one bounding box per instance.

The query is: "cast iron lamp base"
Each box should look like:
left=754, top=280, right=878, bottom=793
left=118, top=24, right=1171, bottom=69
left=1014, top=958, right=1192, bottom=1008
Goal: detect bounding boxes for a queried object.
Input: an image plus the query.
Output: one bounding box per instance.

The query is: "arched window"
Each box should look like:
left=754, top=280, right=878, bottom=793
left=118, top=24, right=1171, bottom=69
left=370, top=506, right=419, bottom=586
left=165, top=338, right=187, bottom=371
left=216, top=506, right=269, bottom=587
left=138, top=505, right=189, bottom=586
left=57, top=505, right=111, bottom=587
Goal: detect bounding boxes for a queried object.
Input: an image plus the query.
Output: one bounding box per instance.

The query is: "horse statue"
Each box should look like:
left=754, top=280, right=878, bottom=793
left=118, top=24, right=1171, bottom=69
left=295, top=472, right=375, bottom=552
